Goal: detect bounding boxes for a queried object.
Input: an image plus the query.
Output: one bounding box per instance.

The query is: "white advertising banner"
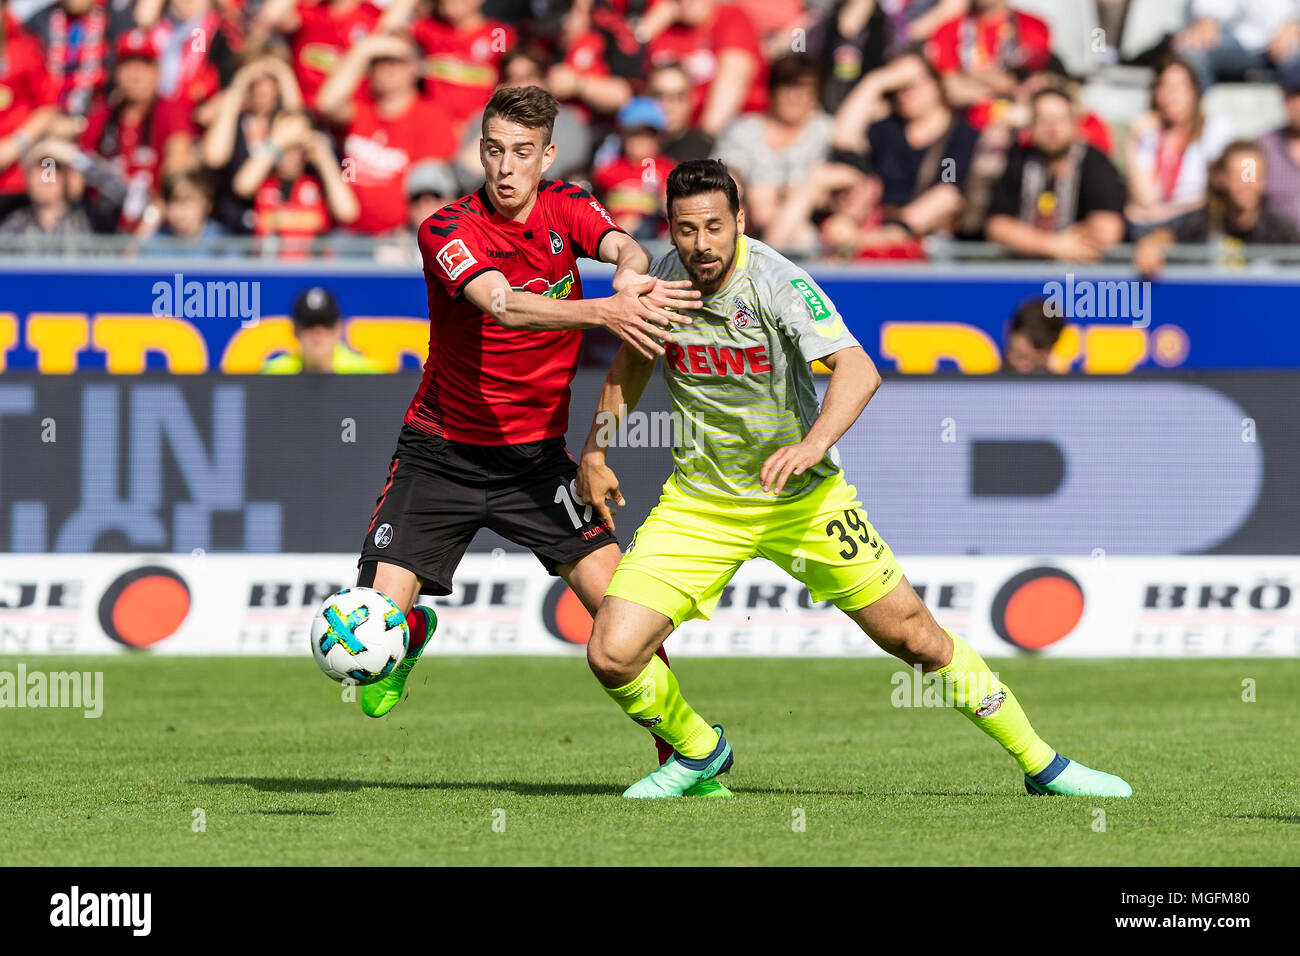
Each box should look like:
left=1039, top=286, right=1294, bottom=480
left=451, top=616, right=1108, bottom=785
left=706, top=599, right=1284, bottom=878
left=0, top=553, right=1297, bottom=657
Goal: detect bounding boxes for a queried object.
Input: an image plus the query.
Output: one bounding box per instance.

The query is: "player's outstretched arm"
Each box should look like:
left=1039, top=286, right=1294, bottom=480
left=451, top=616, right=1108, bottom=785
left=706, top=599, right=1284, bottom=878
left=575, top=344, right=658, bottom=531
left=599, top=231, right=701, bottom=356
left=462, top=269, right=695, bottom=360
left=759, top=346, right=881, bottom=495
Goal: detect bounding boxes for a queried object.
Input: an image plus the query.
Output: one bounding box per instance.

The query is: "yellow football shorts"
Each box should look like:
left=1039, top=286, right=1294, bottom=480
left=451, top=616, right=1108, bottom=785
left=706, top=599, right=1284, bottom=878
left=605, top=470, right=904, bottom=628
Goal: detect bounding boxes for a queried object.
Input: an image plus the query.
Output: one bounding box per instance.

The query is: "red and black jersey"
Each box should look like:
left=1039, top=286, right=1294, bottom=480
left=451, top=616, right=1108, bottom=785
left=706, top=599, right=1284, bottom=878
left=411, top=179, right=626, bottom=445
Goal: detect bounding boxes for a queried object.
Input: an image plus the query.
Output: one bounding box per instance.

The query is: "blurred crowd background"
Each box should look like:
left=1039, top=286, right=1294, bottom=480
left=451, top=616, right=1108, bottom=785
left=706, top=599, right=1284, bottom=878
left=3, top=0, right=1300, bottom=271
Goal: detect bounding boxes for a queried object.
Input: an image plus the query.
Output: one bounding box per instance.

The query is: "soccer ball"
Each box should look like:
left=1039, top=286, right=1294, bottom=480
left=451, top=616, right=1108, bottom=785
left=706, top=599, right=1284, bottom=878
left=310, top=587, right=409, bottom=685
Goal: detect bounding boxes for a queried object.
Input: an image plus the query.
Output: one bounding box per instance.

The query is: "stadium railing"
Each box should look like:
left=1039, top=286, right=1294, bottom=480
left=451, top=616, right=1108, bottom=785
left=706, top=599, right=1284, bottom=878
left=4, top=235, right=1300, bottom=272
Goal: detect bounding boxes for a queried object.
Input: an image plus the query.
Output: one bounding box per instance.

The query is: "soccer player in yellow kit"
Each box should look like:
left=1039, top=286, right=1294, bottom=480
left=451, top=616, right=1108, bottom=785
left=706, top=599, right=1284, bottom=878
left=576, top=160, right=1133, bottom=799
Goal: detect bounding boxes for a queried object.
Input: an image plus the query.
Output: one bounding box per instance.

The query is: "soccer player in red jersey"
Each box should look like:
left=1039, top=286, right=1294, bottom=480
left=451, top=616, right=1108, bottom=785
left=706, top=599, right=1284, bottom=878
left=355, top=85, right=699, bottom=767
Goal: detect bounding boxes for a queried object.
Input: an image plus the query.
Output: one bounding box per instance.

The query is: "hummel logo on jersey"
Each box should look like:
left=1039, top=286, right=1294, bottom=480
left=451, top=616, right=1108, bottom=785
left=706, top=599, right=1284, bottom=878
left=549, top=230, right=564, bottom=255
left=486, top=248, right=518, bottom=259
left=665, top=343, right=771, bottom=376
left=436, top=238, right=476, bottom=280
left=512, top=271, right=574, bottom=299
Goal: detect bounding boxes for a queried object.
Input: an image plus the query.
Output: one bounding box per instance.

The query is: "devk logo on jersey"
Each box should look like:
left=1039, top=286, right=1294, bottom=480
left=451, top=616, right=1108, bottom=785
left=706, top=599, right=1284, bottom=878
left=790, top=279, right=831, bottom=321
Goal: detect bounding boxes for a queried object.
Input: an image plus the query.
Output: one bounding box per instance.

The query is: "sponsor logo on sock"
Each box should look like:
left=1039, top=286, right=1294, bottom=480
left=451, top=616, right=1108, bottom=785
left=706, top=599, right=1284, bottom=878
left=633, top=714, right=663, bottom=727
left=974, top=690, right=1007, bottom=718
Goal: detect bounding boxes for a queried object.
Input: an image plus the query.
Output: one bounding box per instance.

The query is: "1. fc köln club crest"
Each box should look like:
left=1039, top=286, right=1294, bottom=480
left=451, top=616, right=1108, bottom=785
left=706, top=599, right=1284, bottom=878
left=732, top=297, right=756, bottom=330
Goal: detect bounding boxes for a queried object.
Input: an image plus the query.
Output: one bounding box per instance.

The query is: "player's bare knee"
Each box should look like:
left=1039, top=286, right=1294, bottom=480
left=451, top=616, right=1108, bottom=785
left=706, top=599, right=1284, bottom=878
left=882, top=605, right=944, bottom=667
left=586, top=615, right=624, bottom=685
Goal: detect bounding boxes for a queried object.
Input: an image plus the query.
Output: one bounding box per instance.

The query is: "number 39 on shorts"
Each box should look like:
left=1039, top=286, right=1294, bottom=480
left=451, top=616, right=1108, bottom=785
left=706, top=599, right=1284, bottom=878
left=824, top=509, right=882, bottom=561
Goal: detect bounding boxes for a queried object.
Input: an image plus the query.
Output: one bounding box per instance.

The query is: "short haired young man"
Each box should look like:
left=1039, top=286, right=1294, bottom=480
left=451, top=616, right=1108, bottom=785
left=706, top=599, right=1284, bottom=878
left=355, top=85, right=699, bottom=769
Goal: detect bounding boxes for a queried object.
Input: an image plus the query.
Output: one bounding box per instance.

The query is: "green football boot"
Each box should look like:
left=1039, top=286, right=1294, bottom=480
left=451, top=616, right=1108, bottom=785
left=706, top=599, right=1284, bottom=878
left=1024, top=754, right=1132, bottom=797
left=683, top=778, right=734, bottom=799
left=360, top=605, right=437, bottom=718
left=624, top=725, right=734, bottom=799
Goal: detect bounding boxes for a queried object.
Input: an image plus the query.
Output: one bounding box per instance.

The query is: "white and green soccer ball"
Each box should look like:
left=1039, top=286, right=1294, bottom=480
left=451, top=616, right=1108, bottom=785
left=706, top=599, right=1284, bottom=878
left=310, top=587, right=409, bottom=685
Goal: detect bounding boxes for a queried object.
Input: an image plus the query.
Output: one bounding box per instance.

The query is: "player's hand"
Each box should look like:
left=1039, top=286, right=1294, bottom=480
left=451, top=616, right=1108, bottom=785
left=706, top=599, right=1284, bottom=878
left=759, top=439, right=827, bottom=496
left=606, top=280, right=691, bottom=359
left=576, top=453, right=625, bottom=532
left=613, top=271, right=701, bottom=317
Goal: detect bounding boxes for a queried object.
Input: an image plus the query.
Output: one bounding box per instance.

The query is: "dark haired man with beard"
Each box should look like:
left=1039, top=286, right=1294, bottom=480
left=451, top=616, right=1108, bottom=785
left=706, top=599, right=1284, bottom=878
left=577, top=158, right=1131, bottom=800
left=986, top=86, right=1125, bottom=262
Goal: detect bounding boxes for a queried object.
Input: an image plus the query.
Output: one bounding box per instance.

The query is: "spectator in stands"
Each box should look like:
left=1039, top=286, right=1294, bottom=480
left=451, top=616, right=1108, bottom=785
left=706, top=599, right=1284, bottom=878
left=202, top=47, right=303, bottom=234
left=372, top=158, right=459, bottom=262
left=1001, top=296, right=1064, bottom=373
left=1258, top=74, right=1300, bottom=231
left=1173, top=0, right=1300, bottom=91
left=647, top=62, right=715, bottom=162
left=453, top=45, right=592, bottom=191
left=316, top=31, right=456, bottom=235
left=808, top=0, right=896, bottom=114
left=648, top=0, right=768, bottom=136
left=985, top=86, right=1125, bottom=262
left=735, top=0, right=805, bottom=59
left=412, top=0, right=516, bottom=140
left=255, top=0, right=384, bottom=110
left=0, top=4, right=57, bottom=222
left=1125, top=55, right=1234, bottom=236
left=133, top=0, right=238, bottom=116
left=926, top=0, right=1052, bottom=110
left=0, top=143, right=92, bottom=237
left=957, top=70, right=1113, bottom=239
left=79, top=29, right=196, bottom=231
left=884, top=0, right=972, bottom=42
left=25, top=0, right=108, bottom=117
left=547, top=0, right=639, bottom=117
left=1134, top=138, right=1300, bottom=276
left=231, top=109, right=359, bottom=250
left=593, top=96, right=675, bottom=238
left=262, top=285, right=381, bottom=373
left=717, top=53, right=834, bottom=238
left=137, top=167, right=228, bottom=254
left=826, top=49, right=976, bottom=251
left=406, top=158, right=458, bottom=224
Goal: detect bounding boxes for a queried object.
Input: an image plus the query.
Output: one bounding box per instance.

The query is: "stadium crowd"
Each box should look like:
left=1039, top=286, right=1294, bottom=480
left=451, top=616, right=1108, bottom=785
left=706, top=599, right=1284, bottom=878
left=3, top=0, right=1300, bottom=270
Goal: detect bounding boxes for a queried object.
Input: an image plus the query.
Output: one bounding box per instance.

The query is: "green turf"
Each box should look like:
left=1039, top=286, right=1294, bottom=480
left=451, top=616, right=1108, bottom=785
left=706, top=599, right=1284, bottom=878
left=0, top=655, right=1295, bottom=866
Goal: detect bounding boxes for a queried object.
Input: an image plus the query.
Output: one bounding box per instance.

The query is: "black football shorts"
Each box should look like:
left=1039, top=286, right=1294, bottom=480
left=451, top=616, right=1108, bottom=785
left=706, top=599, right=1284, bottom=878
left=357, top=424, right=616, bottom=594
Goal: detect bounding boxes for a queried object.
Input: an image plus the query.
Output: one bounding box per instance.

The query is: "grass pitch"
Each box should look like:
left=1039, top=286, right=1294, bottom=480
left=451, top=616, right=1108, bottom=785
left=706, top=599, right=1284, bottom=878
left=1, top=655, right=1295, bottom=866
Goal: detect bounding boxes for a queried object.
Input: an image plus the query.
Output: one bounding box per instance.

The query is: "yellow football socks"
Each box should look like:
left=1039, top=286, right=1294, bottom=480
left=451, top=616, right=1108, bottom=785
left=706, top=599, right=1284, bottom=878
left=936, top=628, right=1056, bottom=775
left=605, top=655, right=718, bottom=759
